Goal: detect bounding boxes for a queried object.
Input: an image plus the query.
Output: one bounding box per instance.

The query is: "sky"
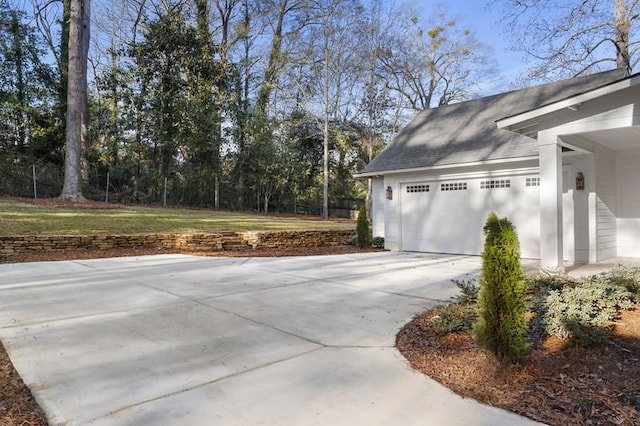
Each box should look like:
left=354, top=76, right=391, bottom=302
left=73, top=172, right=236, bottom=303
left=441, top=0, right=525, bottom=72
left=11, top=0, right=529, bottom=95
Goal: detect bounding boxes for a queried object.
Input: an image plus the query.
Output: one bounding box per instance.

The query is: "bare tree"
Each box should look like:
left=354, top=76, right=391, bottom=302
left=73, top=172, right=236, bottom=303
left=498, top=0, right=640, bottom=81
left=296, top=0, right=361, bottom=219
left=60, top=0, right=89, bottom=200
left=376, top=9, right=495, bottom=112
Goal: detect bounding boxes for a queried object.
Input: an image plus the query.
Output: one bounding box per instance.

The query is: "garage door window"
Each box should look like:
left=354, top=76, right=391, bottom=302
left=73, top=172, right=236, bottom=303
left=480, top=179, right=511, bottom=189
left=526, top=177, right=540, bottom=187
left=440, top=182, right=468, bottom=191
left=406, top=184, right=430, bottom=193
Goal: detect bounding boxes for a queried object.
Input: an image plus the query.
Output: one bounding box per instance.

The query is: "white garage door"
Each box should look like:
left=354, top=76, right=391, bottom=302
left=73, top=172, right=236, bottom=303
left=400, top=176, right=540, bottom=258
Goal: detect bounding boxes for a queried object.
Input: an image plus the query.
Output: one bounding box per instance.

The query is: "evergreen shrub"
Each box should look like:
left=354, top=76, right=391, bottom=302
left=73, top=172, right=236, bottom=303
left=431, top=302, right=477, bottom=334
left=356, top=205, right=370, bottom=248
left=431, top=279, right=480, bottom=334
left=543, top=274, right=635, bottom=345
left=473, top=212, right=528, bottom=363
left=606, top=265, right=640, bottom=297
left=371, top=236, right=385, bottom=248
left=452, top=278, right=479, bottom=304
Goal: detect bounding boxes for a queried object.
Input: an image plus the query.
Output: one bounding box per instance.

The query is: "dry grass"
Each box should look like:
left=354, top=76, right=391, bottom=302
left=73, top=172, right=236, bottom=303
left=0, top=198, right=353, bottom=236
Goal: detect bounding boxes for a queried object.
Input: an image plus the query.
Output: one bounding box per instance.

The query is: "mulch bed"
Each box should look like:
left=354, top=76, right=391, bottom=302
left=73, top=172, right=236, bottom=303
left=0, top=340, right=47, bottom=426
left=396, top=305, right=640, bottom=425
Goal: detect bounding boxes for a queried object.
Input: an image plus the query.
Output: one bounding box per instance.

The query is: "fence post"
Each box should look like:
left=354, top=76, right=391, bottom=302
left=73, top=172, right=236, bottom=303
left=105, top=172, right=110, bottom=203
left=32, top=165, right=37, bottom=199
left=163, top=176, right=168, bottom=207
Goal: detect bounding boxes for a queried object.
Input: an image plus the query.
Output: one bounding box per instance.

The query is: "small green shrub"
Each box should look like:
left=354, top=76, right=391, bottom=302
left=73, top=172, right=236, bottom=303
left=543, top=275, right=634, bottom=342
left=371, top=236, right=384, bottom=248
left=473, top=212, right=528, bottom=363
left=525, top=271, right=577, bottom=295
left=605, top=265, right=640, bottom=297
left=452, top=278, right=479, bottom=304
left=431, top=302, right=477, bottom=334
left=526, top=266, right=640, bottom=347
left=356, top=205, right=371, bottom=249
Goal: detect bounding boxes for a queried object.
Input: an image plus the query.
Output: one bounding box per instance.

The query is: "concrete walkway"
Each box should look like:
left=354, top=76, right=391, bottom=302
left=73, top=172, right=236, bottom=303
left=0, top=252, right=542, bottom=425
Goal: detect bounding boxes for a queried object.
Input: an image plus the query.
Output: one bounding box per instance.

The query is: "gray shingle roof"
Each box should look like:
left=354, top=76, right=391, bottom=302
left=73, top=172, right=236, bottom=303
left=360, top=69, right=628, bottom=175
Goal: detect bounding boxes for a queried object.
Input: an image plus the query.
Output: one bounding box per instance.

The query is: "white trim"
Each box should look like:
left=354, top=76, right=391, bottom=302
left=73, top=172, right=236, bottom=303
left=497, top=74, right=639, bottom=130
left=396, top=167, right=539, bottom=184
left=354, top=156, right=539, bottom=178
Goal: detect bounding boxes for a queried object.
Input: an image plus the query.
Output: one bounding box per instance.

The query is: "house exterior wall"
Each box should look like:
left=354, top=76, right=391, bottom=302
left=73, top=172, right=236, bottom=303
left=383, top=177, right=400, bottom=251
left=595, top=144, right=618, bottom=260
left=371, top=177, right=385, bottom=239
left=617, top=149, right=640, bottom=257
left=562, top=153, right=596, bottom=263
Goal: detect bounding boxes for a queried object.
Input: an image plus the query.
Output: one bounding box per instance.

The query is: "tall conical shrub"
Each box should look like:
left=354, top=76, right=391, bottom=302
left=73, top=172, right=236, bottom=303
left=473, top=212, right=528, bottom=363
left=356, top=205, right=370, bottom=248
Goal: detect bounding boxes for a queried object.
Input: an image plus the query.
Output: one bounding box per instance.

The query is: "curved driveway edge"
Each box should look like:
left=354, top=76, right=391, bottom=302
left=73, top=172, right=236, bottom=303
left=0, top=252, right=543, bottom=425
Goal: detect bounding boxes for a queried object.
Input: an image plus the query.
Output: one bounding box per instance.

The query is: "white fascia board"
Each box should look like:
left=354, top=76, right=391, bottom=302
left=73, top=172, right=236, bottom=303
left=496, top=75, right=639, bottom=130
left=396, top=167, right=540, bottom=183
left=353, top=155, right=539, bottom=178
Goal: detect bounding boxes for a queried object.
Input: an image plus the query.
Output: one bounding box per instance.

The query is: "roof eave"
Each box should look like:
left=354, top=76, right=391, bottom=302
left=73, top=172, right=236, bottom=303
left=496, top=73, right=640, bottom=130
left=354, top=155, right=539, bottom=178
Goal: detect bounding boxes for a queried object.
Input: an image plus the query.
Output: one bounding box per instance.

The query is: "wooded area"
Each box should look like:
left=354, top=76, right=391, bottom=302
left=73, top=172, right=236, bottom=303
left=0, top=0, right=637, bottom=213
left=0, top=0, right=495, bottom=214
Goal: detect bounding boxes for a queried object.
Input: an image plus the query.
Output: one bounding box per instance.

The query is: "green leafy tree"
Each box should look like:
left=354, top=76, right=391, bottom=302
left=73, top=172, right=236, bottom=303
left=0, top=2, right=59, bottom=161
left=474, top=212, right=528, bottom=363
left=127, top=8, right=204, bottom=201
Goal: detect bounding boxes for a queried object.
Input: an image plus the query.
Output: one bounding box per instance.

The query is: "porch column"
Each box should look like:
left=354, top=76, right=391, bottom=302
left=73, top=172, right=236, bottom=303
left=539, top=131, right=564, bottom=271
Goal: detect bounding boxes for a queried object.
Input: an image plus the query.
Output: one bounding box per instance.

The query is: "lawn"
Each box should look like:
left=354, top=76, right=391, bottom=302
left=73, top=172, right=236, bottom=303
left=0, top=199, right=353, bottom=236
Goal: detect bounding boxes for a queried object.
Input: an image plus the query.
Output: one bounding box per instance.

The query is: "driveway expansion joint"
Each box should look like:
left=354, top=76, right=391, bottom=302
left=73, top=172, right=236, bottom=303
left=87, top=345, right=327, bottom=423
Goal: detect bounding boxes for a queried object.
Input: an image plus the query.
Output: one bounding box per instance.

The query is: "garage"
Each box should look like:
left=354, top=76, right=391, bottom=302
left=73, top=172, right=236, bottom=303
left=400, top=175, right=541, bottom=258
left=358, top=70, right=640, bottom=268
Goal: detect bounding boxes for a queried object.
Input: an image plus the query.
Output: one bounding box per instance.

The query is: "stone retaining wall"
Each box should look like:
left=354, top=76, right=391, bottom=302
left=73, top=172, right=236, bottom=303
left=239, top=230, right=353, bottom=249
left=0, top=229, right=354, bottom=258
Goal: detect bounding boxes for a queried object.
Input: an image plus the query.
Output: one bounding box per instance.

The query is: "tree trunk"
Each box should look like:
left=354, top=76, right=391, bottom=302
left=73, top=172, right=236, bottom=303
left=256, top=0, right=288, bottom=114
left=80, top=0, right=90, bottom=180
left=57, top=0, right=71, bottom=147
left=323, top=52, right=329, bottom=220
left=614, top=0, right=632, bottom=73
left=60, top=0, right=89, bottom=201
left=10, top=11, right=27, bottom=151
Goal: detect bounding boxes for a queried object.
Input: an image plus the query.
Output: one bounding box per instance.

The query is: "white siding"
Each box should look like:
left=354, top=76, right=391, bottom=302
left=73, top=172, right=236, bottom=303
left=383, top=176, right=400, bottom=250
left=562, top=153, right=596, bottom=263
left=617, top=149, right=640, bottom=257
left=371, top=178, right=385, bottom=239
left=595, top=145, right=618, bottom=260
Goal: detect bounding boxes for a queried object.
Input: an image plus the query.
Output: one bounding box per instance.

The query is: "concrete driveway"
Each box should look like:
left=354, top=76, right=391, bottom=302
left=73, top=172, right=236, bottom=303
left=0, top=252, right=541, bottom=425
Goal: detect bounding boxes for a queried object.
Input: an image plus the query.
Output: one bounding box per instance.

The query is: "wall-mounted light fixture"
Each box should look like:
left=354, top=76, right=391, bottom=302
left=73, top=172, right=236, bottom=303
left=386, top=186, right=393, bottom=200
left=576, top=172, right=585, bottom=190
